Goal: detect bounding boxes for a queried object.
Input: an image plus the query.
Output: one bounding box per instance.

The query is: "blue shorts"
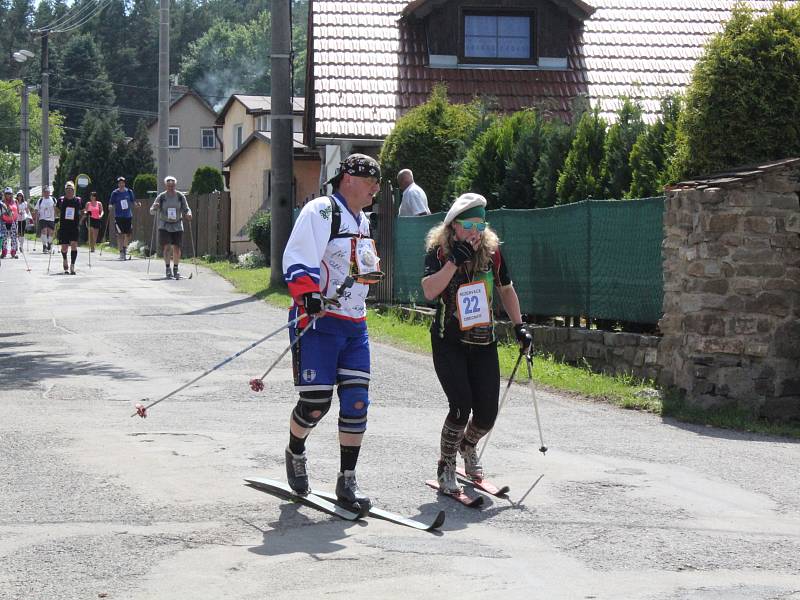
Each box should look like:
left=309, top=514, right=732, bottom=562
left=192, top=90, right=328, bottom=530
left=291, top=326, right=371, bottom=433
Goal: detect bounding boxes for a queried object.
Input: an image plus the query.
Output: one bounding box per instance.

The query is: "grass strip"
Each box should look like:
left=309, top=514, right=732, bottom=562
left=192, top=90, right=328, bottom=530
left=202, top=261, right=800, bottom=439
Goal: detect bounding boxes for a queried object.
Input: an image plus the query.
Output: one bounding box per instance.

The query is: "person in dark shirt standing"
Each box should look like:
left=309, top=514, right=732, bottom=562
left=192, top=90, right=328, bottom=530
left=56, top=181, right=83, bottom=274
left=108, top=176, right=137, bottom=260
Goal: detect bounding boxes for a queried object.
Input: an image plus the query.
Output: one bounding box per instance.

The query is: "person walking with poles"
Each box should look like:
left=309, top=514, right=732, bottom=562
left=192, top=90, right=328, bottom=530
left=149, top=176, right=191, bottom=280
left=108, top=176, right=137, bottom=260
left=83, top=191, right=104, bottom=252
left=281, top=153, right=383, bottom=513
left=1, top=187, right=19, bottom=259
left=35, top=186, right=56, bottom=253
left=16, top=191, right=31, bottom=243
left=421, top=193, right=532, bottom=499
left=56, top=181, right=83, bottom=274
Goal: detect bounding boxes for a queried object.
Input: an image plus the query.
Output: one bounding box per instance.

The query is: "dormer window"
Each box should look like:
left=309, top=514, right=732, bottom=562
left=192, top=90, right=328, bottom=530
left=461, top=10, right=536, bottom=65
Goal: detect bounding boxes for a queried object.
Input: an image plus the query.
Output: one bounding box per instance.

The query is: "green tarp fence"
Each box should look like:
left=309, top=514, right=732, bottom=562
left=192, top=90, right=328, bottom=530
left=392, top=197, right=665, bottom=324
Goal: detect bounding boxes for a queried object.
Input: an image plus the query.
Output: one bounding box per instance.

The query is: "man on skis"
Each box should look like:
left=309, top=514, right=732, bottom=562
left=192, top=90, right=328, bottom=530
left=282, top=153, right=383, bottom=513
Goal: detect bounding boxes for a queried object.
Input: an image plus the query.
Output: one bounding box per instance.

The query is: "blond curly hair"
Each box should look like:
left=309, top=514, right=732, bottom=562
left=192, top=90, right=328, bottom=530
left=424, top=221, right=500, bottom=270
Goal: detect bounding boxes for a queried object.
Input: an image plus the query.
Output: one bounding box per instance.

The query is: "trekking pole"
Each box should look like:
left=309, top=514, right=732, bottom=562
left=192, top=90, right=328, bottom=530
left=19, top=244, right=32, bottom=273
left=100, top=211, right=111, bottom=256
left=477, top=350, right=525, bottom=464
left=248, top=277, right=355, bottom=393
left=32, top=216, right=38, bottom=251
left=132, top=313, right=307, bottom=418
left=187, top=219, right=198, bottom=279
left=146, top=215, right=157, bottom=274
left=46, top=221, right=58, bottom=274
left=524, top=351, right=548, bottom=455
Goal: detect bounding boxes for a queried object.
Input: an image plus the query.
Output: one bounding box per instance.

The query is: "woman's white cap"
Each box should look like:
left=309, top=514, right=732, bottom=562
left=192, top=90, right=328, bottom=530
left=164, top=175, right=177, bottom=184
left=443, top=192, right=487, bottom=226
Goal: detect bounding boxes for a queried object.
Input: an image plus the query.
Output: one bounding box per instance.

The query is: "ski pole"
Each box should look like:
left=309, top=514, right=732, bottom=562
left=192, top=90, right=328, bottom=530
left=132, top=313, right=308, bottom=418
left=100, top=210, right=111, bottom=256
left=146, top=214, right=157, bottom=274
left=19, top=244, right=31, bottom=273
left=248, top=276, right=355, bottom=392
left=525, top=352, right=548, bottom=455
left=33, top=216, right=38, bottom=251
left=477, top=350, right=525, bottom=464
left=187, top=219, right=198, bottom=279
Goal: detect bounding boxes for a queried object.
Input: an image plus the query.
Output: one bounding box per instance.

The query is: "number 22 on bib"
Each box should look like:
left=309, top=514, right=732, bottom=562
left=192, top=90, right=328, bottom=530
left=456, top=281, right=491, bottom=330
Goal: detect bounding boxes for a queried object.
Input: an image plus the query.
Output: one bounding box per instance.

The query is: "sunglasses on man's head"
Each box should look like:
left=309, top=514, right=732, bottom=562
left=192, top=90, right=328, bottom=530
left=456, top=220, right=488, bottom=231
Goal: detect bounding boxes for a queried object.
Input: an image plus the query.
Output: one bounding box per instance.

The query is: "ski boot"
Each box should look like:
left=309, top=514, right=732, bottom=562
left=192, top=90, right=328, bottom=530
left=335, top=470, right=371, bottom=515
left=459, top=443, right=484, bottom=480
left=166, top=265, right=173, bottom=279
left=285, top=446, right=309, bottom=495
left=173, top=266, right=182, bottom=280
left=437, top=457, right=462, bottom=495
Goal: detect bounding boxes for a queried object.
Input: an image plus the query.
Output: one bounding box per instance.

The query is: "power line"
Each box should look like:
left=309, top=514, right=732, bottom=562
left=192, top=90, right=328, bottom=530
left=50, top=97, right=157, bottom=118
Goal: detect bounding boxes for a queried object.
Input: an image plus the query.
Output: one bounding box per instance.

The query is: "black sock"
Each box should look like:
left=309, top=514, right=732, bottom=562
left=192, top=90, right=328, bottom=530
left=288, top=432, right=306, bottom=455
left=61, top=251, right=67, bottom=261
left=70, top=250, right=77, bottom=264
left=340, top=445, right=361, bottom=473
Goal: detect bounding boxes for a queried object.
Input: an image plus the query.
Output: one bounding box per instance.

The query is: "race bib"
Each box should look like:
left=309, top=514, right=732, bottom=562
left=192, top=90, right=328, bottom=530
left=120, top=199, right=128, bottom=210
left=64, top=207, right=75, bottom=220
left=456, top=281, right=491, bottom=330
left=167, top=207, right=177, bottom=220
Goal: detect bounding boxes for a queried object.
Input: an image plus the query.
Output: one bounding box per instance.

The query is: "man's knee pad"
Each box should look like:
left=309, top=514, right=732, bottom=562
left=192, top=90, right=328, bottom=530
left=291, top=389, right=333, bottom=429
left=337, top=385, right=370, bottom=434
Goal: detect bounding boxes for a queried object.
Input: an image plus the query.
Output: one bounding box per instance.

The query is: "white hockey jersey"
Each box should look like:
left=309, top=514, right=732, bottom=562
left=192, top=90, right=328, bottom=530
left=283, top=193, right=373, bottom=336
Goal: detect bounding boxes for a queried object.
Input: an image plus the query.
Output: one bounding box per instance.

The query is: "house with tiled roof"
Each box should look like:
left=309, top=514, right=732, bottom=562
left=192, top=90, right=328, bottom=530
left=215, top=95, right=319, bottom=253
left=146, top=86, right=222, bottom=189
left=305, top=0, right=796, bottom=184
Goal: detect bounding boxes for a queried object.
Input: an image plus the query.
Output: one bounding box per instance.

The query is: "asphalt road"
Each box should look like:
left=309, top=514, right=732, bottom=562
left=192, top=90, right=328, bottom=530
left=2, top=245, right=799, bottom=600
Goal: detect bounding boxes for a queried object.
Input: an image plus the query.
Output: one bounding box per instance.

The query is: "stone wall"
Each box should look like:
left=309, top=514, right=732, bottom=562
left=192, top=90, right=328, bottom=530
left=658, top=160, right=800, bottom=422
left=523, top=326, right=661, bottom=381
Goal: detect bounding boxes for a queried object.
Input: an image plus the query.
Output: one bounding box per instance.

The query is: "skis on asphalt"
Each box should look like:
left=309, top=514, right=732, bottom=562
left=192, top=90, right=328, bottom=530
left=312, top=489, right=446, bottom=532
left=245, top=476, right=364, bottom=521
left=456, top=468, right=510, bottom=497
left=425, top=480, right=484, bottom=508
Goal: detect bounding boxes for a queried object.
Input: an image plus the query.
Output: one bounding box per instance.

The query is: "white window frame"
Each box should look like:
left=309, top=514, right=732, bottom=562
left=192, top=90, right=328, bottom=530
left=168, top=127, right=180, bottom=148
left=257, top=115, right=271, bottom=132
left=201, top=128, right=216, bottom=149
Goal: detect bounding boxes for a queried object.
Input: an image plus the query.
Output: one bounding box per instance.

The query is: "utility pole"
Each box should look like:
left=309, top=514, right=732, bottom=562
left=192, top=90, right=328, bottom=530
left=269, top=0, right=293, bottom=287
left=41, top=31, right=50, bottom=192
left=20, top=84, right=29, bottom=195
left=157, top=0, right=170, bottom=193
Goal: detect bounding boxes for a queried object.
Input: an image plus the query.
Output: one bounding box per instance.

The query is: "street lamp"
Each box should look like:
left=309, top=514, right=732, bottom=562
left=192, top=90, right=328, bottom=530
left=13, top=49, right=34, bottom=197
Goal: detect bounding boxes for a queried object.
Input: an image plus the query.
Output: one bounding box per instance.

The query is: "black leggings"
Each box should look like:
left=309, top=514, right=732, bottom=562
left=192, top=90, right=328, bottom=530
left=431, top=334, right=500, bottom=429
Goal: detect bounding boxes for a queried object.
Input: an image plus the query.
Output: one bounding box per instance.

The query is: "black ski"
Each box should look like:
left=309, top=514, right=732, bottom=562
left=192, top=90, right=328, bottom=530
left=245, top=476, right=363, bottom=521
left=456, top=468, right=510, bottom=497
left=425, top=479, right=484, bottom=508
left=313, top=489, right=445, bottom=532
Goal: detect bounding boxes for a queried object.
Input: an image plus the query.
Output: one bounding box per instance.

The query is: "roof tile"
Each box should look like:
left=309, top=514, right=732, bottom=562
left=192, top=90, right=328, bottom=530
left=309, top=0, right=798, bottom=140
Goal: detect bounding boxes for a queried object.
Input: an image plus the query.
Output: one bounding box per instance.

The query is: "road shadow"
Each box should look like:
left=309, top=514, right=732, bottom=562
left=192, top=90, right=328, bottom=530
left=138, top=295, right=259, bottom=318
left=661, top=415, right=800, bottom=444
left=0, top=349, right=143, bottom=391
left=246, top=500, right=365, bottom=558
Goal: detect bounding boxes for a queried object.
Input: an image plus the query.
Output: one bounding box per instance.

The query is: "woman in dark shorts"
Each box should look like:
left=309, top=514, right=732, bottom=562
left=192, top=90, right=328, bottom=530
left=83, top=191, right=105, bottom=252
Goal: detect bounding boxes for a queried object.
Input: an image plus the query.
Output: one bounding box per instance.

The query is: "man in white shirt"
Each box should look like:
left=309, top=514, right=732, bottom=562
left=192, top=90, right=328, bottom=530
left=397, top=169, right=431, bottom=216
left=34, top=186, right=57, bottom=253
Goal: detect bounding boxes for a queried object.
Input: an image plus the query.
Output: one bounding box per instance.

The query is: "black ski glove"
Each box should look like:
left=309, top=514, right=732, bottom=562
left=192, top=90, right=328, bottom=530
left=514, top=323, right=532, bottom=352
left=449, top=241, right=475, bottom=266
left=303, top=292, right=324, bottom=316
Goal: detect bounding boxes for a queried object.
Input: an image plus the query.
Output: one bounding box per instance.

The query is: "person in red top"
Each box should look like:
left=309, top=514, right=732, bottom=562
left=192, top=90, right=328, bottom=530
left=1, top=187, right=19, bottom=259
left=83, top=191, right=104, bottom=252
